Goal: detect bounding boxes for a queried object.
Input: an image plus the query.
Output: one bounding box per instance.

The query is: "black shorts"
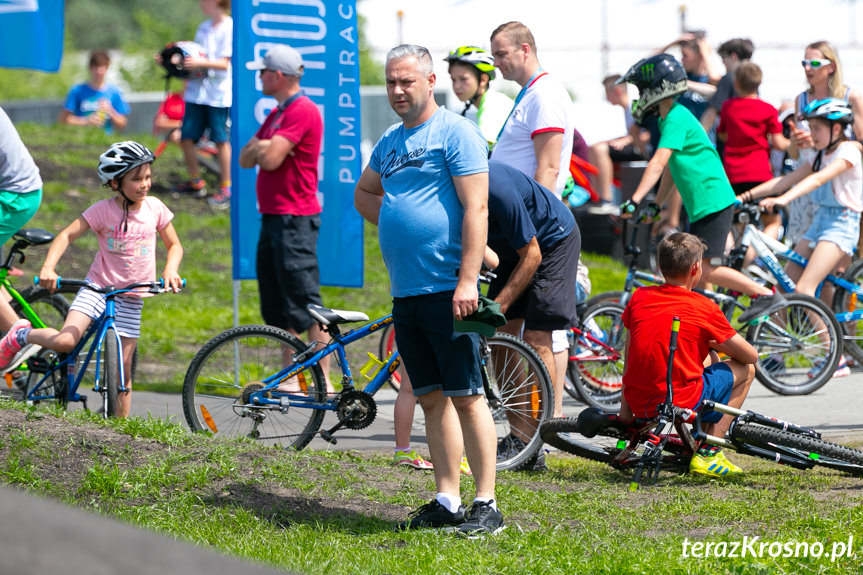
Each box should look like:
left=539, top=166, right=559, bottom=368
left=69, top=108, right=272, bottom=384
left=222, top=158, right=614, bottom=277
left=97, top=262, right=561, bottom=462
left=608, top=144, right=646, bottom=163
left=256, top=214, right=323, bottom=333
left=688, top=205, right=734, bottom=265
left=392, top=291, right=483, bottom=397
left=488, top=227, right=581, bottom=331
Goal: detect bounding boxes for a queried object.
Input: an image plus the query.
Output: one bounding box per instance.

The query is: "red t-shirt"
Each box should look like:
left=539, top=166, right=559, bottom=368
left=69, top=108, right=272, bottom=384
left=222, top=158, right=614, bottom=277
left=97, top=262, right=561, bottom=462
left=255, top=95, right=323, bottom=216
left=158, top=93, right=186, bottom=122
left=621, top=284, right=739, bottom=418
left=717, top=97, right=782, bottom=184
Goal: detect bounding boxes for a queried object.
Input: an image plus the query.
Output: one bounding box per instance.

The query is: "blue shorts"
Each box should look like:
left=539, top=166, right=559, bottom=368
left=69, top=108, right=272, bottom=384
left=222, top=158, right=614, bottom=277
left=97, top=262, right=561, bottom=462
left=694, top=362, right=734, bottom=423
left=181, top=102, right=229, bottom=143
left=392, top=291, right=483, bottom=397
left=801, top=206, right=861, bottom=257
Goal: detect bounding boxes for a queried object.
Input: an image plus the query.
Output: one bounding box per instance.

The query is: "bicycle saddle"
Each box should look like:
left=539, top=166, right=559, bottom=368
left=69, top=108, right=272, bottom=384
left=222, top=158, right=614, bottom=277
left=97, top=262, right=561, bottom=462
left=575, top=407, right=628, bottom=438
left=13, top=228, right=54, bottom=247
left=307, top=304, right=369, bottom=326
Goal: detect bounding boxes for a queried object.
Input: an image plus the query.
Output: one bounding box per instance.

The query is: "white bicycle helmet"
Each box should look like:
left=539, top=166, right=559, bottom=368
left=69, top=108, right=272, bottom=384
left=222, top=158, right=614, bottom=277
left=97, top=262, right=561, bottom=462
left=98, top=141, right=155, bottom=185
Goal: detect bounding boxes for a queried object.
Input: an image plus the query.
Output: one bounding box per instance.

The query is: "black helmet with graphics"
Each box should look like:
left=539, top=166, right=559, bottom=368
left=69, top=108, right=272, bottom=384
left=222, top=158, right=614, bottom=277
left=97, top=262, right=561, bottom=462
left=619, top=54, right=688, bottom=122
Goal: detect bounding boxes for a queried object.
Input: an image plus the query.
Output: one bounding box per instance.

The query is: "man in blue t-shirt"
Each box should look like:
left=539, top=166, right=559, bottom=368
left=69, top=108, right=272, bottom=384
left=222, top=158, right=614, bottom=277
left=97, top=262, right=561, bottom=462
left=355, top=44, right=503, bottom=536
left=486, top=160, right=580, bottom=428
left=59, top=50, right=130, bottom=134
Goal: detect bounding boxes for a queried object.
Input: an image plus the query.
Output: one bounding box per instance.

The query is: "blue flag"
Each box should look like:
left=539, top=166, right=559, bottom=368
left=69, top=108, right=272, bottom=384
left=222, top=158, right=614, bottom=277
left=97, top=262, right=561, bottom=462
left=232, top=0, right=364, bottom=287
left=0, top=0, right=65, bottom=72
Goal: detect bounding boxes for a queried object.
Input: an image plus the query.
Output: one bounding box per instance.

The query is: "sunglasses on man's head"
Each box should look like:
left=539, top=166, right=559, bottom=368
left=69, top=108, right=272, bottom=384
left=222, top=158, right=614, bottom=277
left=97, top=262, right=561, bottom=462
left=801, top=58, right=832, bottom=69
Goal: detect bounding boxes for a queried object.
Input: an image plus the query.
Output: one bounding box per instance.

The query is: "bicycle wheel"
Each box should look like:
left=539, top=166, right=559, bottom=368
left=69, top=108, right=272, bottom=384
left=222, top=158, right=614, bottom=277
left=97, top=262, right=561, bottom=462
left=568, top=302, right=625, bottom=412
left=832, top=257, right=863, bottom=365
left=12, top=285, right=77, bottom=330
left=376, top=322, right=401, bottom=392
left=483, top=333, right=553, bottom=471
left=746, top=293, right=843, bottom=395
left=583, top=290, right=625, bottom=309
left=539, top=413, right=690, bottom=472
left=182, top=324, right=327, bottom=451
left=732, top=422, right=863, bottom=476
left=102, top=327, right=120, bottom=418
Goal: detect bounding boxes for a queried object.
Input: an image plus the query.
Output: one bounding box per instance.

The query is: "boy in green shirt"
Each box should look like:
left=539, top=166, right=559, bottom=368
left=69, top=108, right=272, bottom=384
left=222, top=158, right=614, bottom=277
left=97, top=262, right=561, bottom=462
left=618, top=54, right=780, bottom=323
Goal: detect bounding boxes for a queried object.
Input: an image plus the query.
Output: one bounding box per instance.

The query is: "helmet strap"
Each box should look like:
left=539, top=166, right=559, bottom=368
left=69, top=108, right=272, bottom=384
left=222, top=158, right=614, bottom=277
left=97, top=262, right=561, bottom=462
left=460, top=101, right=472, bottom=117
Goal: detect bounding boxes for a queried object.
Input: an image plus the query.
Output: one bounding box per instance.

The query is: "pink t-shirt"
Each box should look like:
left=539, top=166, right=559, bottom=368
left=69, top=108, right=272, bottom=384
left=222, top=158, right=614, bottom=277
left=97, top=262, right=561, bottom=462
left=82, top=196, right=174, bottom=292
left=255, top=95, right=323, bottom=216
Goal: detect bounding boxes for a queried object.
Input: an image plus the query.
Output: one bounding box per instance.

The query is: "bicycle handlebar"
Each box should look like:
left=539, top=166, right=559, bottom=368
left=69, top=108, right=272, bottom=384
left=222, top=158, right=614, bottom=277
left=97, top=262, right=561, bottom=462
left=33, top=276, right=186, bottom=294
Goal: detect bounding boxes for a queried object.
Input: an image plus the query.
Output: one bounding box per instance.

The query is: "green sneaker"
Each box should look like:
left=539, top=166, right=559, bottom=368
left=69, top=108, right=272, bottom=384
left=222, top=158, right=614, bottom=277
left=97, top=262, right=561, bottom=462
left=393, top=448, right=433, bottom=470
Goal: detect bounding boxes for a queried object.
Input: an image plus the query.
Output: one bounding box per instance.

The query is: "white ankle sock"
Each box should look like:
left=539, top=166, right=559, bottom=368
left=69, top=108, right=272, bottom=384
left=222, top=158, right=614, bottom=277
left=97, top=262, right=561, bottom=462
left=435, top=492, right=462, bottom=513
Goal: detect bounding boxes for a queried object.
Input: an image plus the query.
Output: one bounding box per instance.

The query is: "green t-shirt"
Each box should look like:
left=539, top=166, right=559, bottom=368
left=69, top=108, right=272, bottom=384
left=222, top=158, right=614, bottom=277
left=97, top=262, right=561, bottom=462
left=658, top=102, right=735, bottom=222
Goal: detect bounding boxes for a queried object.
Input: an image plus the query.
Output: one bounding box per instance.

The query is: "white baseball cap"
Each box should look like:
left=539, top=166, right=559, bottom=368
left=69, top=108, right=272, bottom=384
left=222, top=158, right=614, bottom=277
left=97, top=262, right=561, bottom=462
left=246, top=44, right=304, bottom=77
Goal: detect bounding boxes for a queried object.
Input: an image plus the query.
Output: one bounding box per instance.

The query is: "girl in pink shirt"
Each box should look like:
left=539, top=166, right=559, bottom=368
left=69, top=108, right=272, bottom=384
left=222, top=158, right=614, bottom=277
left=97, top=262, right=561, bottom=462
left=0, top=142, right=184, bottom=417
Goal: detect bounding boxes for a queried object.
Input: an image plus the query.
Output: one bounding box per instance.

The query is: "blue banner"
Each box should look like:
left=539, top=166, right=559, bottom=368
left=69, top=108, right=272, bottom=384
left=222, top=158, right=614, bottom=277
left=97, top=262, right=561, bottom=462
left=0, top=0, right=64, bottom=72
left=232, top=0, right=363, bottom=287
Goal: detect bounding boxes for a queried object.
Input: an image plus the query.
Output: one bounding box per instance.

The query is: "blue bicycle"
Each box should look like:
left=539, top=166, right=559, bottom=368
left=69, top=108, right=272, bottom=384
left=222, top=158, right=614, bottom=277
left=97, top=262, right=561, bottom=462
left=23, top=278, right=182, bottom=417
left=182, top=304, right=554, bottom=471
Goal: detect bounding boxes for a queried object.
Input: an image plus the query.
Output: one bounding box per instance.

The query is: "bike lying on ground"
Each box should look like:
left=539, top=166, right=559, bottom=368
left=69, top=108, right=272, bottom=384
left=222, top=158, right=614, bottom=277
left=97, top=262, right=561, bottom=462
left=541, top=317, right=863, bottom=489
left=183, top=304, right=553, bottom=471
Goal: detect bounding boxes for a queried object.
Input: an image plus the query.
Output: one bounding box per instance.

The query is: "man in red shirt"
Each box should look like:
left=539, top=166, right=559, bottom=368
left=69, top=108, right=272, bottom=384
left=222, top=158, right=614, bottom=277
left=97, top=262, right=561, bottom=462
left=619, top=232, right=757, bottom=477
left=240, top=44, right=329, bottom=385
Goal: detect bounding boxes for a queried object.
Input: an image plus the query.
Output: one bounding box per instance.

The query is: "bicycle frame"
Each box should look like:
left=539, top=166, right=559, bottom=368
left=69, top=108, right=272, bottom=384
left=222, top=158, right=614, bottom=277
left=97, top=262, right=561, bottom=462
left=247, top=314, right=400, bottom=412
left=737, top=222, right=863, bottom=323
left=27, top=296, right=126, bottom=406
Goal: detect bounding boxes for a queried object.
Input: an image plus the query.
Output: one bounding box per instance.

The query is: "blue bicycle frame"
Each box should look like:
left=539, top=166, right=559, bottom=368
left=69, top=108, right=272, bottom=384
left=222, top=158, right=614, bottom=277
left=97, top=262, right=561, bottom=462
left=738, top=223, right=863, bottom=323
left=247, top=314, right=401, bottom=411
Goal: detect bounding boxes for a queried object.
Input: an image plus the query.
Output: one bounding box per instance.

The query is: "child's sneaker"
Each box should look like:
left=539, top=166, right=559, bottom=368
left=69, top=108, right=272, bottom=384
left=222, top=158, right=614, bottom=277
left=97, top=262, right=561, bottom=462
left=807, top=357, right=850, bottom=379
left=690, top=449, right=742, bottom=478
left=457, top=500, right=505, bottom=537
left=738, top=292, right=786, bottom=324
left=460, top=456, right=472, bottom=476
left=207, top=185, right=231, bottom=210
left=173, top=178, right=207, bottom=198
left=0, top=320, right=30, bottom=371
left=393, top=448, right=433, bottom=470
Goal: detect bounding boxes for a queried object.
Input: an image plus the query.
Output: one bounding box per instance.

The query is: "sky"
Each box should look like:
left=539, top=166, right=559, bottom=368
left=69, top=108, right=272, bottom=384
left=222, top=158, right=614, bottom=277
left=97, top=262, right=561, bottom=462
left=358, top=0, right=863, bottom=142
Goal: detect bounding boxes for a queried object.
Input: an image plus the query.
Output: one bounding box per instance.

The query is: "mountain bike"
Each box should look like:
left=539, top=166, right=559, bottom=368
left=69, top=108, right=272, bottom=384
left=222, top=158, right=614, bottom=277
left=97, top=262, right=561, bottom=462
left=541, top=317, right=863, bottom=489
left=22, top=278, right=182, bottom=417
left=182, top=304, right=553, bottom=471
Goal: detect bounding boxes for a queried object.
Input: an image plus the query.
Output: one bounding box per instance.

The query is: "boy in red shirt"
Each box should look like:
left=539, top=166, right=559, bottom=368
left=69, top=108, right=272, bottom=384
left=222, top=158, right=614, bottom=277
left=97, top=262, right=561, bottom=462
left=619, top=232, right=757, bottom=477
left=718, top=62, right=790, bottom=244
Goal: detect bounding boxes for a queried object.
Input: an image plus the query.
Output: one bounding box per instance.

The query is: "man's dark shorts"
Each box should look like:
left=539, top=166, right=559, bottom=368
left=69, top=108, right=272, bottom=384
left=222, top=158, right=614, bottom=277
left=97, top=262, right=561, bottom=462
left=694, top=362, right=735, bottom=424
left=689, top=204, right=734, bottom=265
left=392, top=291, right=483, bottom=398
left=181, top=102, right=230, bottom=143
left=488, top=227, right=581, bottom=331
left=257, top=214, right=322, bottom=333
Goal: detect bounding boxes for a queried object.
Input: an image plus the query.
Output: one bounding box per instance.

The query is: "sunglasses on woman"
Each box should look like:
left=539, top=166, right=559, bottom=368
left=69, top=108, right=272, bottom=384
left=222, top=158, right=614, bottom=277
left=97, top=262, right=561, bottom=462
left=801, top=58, right=832, bottom=69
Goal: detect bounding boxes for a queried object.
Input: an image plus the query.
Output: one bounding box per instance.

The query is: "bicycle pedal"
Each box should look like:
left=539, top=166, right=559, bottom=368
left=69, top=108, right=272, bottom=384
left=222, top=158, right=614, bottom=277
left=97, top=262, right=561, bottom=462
left=26, top=356, right=52, bottom=374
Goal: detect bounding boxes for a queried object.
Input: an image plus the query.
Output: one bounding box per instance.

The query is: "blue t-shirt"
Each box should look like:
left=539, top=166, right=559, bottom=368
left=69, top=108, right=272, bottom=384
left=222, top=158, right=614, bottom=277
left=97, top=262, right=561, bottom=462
left=487, top=160, right=574, bottom=261
left=64, top=83, right=130, bottom=133
left=370, top=107, right=489, bottom=297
